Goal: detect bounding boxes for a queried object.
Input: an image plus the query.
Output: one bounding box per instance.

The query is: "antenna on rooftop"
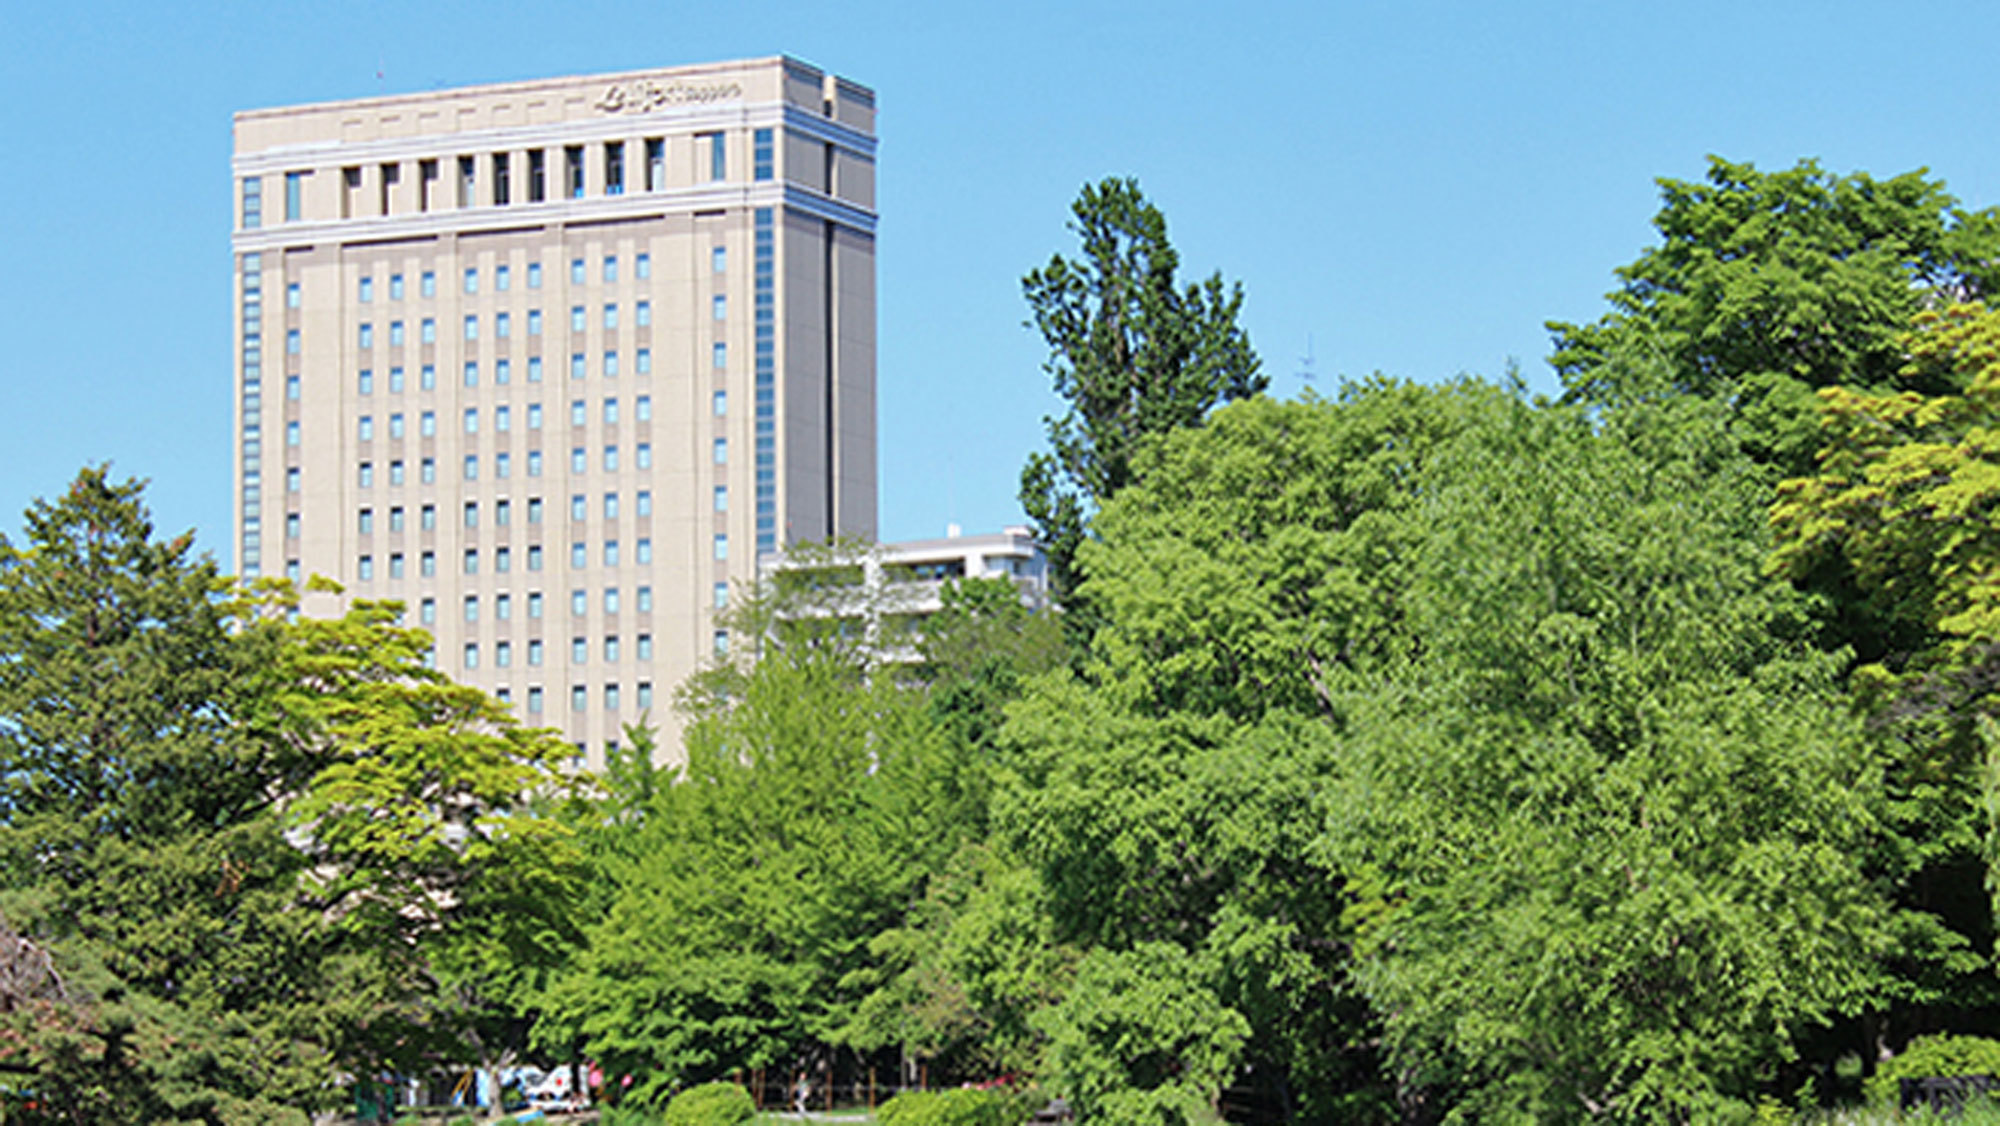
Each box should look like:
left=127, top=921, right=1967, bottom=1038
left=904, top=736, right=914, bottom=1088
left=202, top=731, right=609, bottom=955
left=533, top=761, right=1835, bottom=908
left=1296, top=334, right=1318, bottom=392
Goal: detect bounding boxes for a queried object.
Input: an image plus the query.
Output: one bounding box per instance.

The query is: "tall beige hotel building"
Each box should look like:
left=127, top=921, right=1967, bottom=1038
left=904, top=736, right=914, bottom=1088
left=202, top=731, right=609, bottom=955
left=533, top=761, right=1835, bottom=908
left=231, top=58, right=878, bottom=765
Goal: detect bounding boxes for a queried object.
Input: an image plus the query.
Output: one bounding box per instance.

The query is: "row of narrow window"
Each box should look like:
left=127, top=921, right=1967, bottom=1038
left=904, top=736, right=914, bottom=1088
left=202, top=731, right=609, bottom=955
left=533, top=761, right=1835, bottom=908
left=349, top=531, right=728, bottom=579
left=346, top=394, right=685, bottom=438
left=243, top=130, right=774, bottom=227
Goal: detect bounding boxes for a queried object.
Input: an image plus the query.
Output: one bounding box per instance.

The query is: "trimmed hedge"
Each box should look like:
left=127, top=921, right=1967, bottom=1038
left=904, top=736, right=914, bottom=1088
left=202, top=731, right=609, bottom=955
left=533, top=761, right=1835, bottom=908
left=1866, top=1034, right=2000, bottom=1106
left=662, top=1080, right=756, bottom=1126
left=876, top=1087, right=1014, bottom=1126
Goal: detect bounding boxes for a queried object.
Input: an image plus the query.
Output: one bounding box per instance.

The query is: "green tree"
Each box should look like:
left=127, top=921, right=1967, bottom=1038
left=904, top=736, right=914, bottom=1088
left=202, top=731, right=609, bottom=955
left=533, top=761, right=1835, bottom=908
left=1549, top=157, right=2000, bottom=470
left=1330, top=392, right=1896, bottom=1122
left=1019, top=177, right=1263, bottom=616
left=0, top=468, right=328, bottom=1124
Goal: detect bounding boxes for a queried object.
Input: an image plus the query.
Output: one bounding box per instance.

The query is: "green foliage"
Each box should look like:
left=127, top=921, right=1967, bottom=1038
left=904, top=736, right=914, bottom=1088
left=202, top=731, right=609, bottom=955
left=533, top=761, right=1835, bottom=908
left=661, top=1080, right=756, bottom=1126
left=1019, top=176, right=1263, bottom=611
left=1330, top=391, right=1894, bottom=1122
left=539, top=644, right=976, bottom=1099
left=875, top=1086, right=1014, bottom=1126
left=1038, top=944, right=1245, bottom=1126
left=1865, top=1035, right=2000, bottom=1106
left=1550, top=157, right=2000, bottom=470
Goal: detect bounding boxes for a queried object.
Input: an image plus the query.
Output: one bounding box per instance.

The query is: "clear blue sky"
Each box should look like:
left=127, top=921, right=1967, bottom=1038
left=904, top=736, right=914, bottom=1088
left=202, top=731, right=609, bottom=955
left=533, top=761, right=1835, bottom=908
left=6, top=1, right=2000, bottom=556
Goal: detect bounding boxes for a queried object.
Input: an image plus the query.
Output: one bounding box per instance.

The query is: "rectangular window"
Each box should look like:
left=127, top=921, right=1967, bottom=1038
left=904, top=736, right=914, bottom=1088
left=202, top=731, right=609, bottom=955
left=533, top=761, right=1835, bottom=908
left=603, top=397, right=619, bottom=424
left=570, top=493, right=587, bottom=521
left=464, top=268, right=479, bottom=296
left=565, top=146, right=584, bottom=199
left=421, top=318, right=436, bottom=343
left=636, top=348, right=651, bottom=373
left=636, top=252, right=651, bottom=279
left=572, top=686, right=587, bottom=713
left=420, top=597, right=436, bottom=624
left=529, top=591, right=544, bottom=618
left=358, top=462, right=374, bottom=488
left=458, top=156, right=476, bottom=208
left=528, top=686, right=543, bottom=714
left=359, top=323, right=374, bottom=349
left=421, top=364, right=436, bottom=390
left=421, top=270, right=436, bottom=298
left=357, top=416, right=375, bottom=442
left=603, top=352, right=620, bottom=378
left=636, top=300, right=651, bottom=327
left=713, top=294, right=726, bottom=321
left=380, top=162, right=399, bottom=214
left=714, top=534, right=728, bottom=561
left=389, top=321, right=404, bottom=346
left=713, top=631, right=729, bottom=657
left=571, top=542, right=587, bottom=569
left=496, top=406, right=511, bottom=432
left=528, top=450, right=544, bottom=477
left=645, top=139, right=664, bottom=191
left=242, top=176, right=262, bottom=229
left=358, top=508, right=375, bottom=535
left=637, top=586, right=653, bottom=612
left=638, top=681, right=653, bottom=710
left=636, top=490, right=652, bottom=516
left=496, top=640, right=513, bottom=668
left=713, top=438, right=727, bottom=465
left=286, top=374, right=300, bottom=400
left=704, top=131, right=726, bottom=181
left=464, top=315, right=478, bottom=341
left=603, top=304, right=618, bottom=329
left=528, top=403, right=544, bottom=430
left=464, top=408, right=479, bottom=434
left=528, top=309, right=543, bottom=336
left=390, top=274, right=404, bottom=300
left=420, top=160, right=438, bottom=210
left=605, top=683, right=620, bottom=712
left=421, top=550, right=436, bottom=576
left=528, top=261, right=543, bottom=288
left=528, top=497, right=544, bottom=523
left=753, top=127, right=774, bottom=181
left=605, top=635, right=620, bottom=663
left=603, top=256, right=618, bottom=283
left=389, top=506, right=404, bottom=532
left=285, top=171, right=303, bottom=221
left=421, top=411, right=436, bottom=437
left=464, top=595, right=479, bottom=622
left=493, top=153, right=511, bottom=206
left=285, top=420, right=301, bottom=447
left=464, top=549, right=479, bottom=575
left=496, top=312, right=511, bottom=339
left=604, top=540, right=620, bottom=567
left=638, top=634, right=654, bottom=660
left=388, top=412, right=404, bottom=439
left=637, top=395, right=653, bottom=421
left=496, top=544, right=511, bottom=571
left=605, top=141, right=626, bottom=196
left=528, top=150, right=546, bottom=202
left=636, top=442, right=652, bottom=469
left=604, top=446, right=619, bottom=472
left=603, top=492, right=619, bottom=519
left=571, top=306, right=586, bottom=332
left=606, top=589, right=623, bottom=615
left=636, top=538, right=652, bottom=564
left=714, top=485, right=728, bottom=513
left=359, top=276, right=374, bottom=303
left=287, top=282, right=301, bottom=308
left=463, top=643, right=479, bottom=671
left=496, top=358, right=511, bottom=385
left=496, top=592, right=513, bottom=618
left=390, top=459, right=406, bottom=485
left=529, top=640, right=544, bottom=667
left=712, top=245, right=726, bottom=273
left=571, top=354, right=585, bottom=380
left=712, top=390, right=726, bottom=416
left=571, top=589, right=588, bottom=617
left=464, top=501, right=479, bottom=528
left=389, top=553, right=405, bottom=579
left=358, top=555, right=374, bottom=582
left=463, top=455, right=478, bottom=481
left=571, top=448, right=586, bottom=474
left=496, top=498, right=512, bottom=525
left=529, top=357, right=544, bottom=383
left=421, top=504, right=436, bottom=530
left=464, top=362, right=479, bottom=388
left=713, top=582, right=728, bottom=610
left=571, top=637, right=588, bottom=666
left=528, top=544, right=544, bottom=571
left=389, top=366, right=405, bottom=393
left=497, top=264, right=511, bottom=291
left=359, top=369, right=375, bottom=395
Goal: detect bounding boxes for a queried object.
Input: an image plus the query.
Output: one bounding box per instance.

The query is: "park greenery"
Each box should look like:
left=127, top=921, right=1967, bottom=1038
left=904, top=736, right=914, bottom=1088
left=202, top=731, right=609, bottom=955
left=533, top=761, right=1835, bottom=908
left=7, top=162, right=2000, bottom=1122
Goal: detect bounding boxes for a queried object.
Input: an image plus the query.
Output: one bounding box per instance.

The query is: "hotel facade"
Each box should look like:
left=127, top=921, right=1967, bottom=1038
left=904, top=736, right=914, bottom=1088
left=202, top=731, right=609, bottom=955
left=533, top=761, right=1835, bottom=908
left=230, top=57, right=878, bottom=765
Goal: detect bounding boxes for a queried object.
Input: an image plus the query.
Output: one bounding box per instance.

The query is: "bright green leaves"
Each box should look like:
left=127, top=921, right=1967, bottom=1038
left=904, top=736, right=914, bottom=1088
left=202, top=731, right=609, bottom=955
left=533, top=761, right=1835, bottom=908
left=1551, top=157, right=2000, bottom=471
left=1020, top=177, right=1264, bottom=610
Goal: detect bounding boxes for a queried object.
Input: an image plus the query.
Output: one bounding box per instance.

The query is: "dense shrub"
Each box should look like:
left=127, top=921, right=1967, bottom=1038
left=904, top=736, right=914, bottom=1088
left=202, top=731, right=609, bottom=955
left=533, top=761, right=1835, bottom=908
left=1865, top=1035, right=2000, bottom=1106
left=876, top=1086, right=1013, bottom=1126
left=662, top=1080, right=756, bottom=1126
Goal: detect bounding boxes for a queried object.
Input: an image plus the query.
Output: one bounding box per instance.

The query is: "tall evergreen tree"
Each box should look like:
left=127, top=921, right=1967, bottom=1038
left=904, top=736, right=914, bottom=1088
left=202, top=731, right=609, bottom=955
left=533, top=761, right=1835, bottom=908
left=1019, top=177, right=1263, bottom=625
